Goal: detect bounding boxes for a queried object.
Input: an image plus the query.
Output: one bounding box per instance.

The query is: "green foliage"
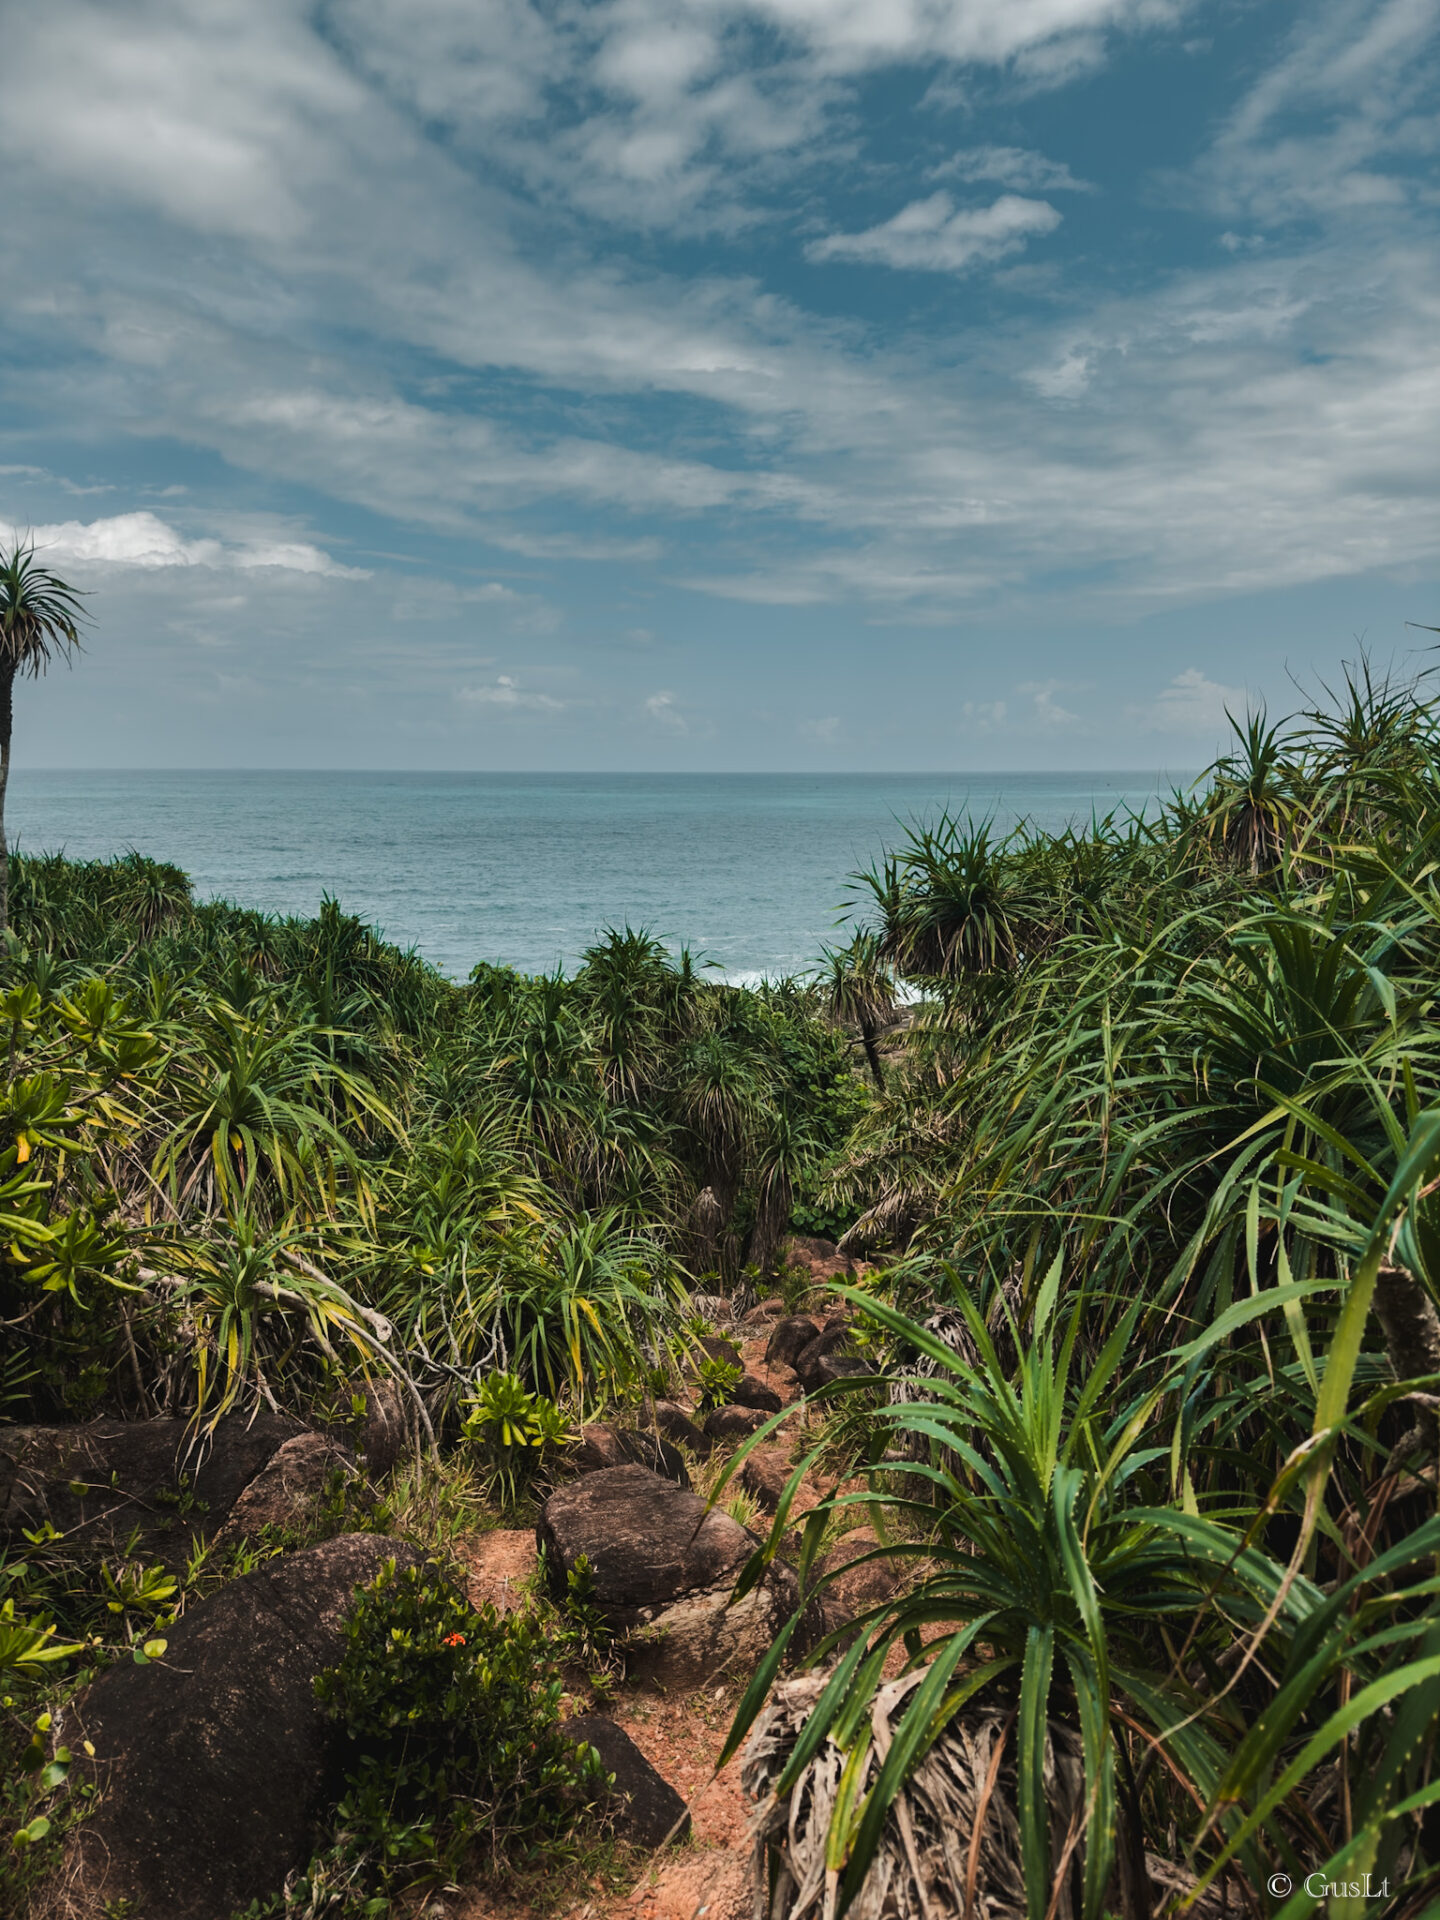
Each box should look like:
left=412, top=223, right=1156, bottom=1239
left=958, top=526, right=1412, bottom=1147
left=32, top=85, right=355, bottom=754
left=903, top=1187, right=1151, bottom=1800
left=694, top=1354, right=743, bottom=1411
left=726, top=657, right=1440, bottom=1916
left=461, top=1369, right=572, bottom=1507
left=313, top=1559, right=607, bottom=1903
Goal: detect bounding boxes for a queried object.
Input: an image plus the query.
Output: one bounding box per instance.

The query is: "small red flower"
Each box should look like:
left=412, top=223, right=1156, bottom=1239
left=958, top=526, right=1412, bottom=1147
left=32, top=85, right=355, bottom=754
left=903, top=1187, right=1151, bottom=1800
left=442, top=1631, right=466, bottom=1648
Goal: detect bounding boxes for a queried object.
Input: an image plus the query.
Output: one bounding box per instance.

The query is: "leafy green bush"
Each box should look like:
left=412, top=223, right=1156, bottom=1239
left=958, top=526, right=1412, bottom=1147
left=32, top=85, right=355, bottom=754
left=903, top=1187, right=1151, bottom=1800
left=460, top=1369, right=572, bottom=1508
left=313, top=1559, right=606, bottom=1903
left=694, top=1354, right=742, bottom=1411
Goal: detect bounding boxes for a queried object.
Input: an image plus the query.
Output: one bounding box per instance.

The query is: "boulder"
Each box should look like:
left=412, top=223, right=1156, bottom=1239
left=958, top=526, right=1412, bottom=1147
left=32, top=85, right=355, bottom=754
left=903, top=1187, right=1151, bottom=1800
left=697, top=1332, right=743, bottom=1369
left=765, top=1315, right=821, bottom=1369
left=211, top=1431, right=358, bottom=1547
left=54, top=1533, right=424, bottom=1920
left=779, top=1235, right=866, bottom=1288
left=739, top=1444, right=793, bottom=1514
left=702, top=1405, right=769, bottom=1442
left=805, top=1354, right=871, bottom=1391
left=793, top=1325, right=861, bottom=1389
left=627, top=1570, right=797, bottom=1692
left=565, top=1714, right=691, bottom=1846
left=537, top=1465, right=755, bottom=1629
left=650, top=1400, right=713, bottom=1461
left=730, top=1372, right=784, bottom=1415
left=0, top=1413, right=305, bottom=1563
left=743, top=1297, right=788, bottom=1325
left=572, top=1424, right=691, bottom=1488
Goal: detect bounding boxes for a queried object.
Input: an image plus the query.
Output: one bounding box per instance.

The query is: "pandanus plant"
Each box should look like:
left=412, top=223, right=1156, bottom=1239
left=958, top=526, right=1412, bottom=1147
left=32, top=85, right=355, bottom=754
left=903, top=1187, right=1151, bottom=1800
left=0, top=542, right=88, bottom=934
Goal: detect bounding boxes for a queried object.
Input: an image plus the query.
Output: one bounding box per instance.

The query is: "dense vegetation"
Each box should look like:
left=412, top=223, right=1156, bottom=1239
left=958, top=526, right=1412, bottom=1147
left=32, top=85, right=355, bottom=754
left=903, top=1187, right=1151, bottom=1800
left=726, top=663, right=1440, bottom=1918
left=5, top=655, right=1440, bottom=1917
left=0, top=863, right=858, bottom=1435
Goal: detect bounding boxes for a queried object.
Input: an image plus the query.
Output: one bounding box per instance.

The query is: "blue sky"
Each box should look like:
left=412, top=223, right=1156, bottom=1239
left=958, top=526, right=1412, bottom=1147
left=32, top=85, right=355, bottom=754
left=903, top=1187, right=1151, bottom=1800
left=2, top=0, right=1438, bottom=771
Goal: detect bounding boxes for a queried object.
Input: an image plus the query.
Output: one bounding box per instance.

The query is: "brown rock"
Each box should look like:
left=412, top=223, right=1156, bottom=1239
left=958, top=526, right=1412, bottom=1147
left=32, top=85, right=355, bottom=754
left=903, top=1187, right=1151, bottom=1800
left=55, top=1533, right=425, bottom=1920
left=651, top=1400, right=713, bottom=1460
left=211, top=1431, right=358, bottom=1546
left=627, top=1572, right=797, bottom=1692
left=780, top=1234, right=867, bottom=1287
left=730, top=1372, right=783, bottom=1415
left=765, top=1315, right=821, bottom=1368
left=571, top=1424, right=691, bottom=1488
left=805, top=1354, right=871, bottom=1390
left=537, top=1464, right=756, bottom=1629
left=739, top=1444, right=793, bottom=1514
left=743, top=1297, right=788, bottom=1324
left=0, top=1413, right=306, bottom=1563
left=698, top=1332, right=743, bottom=1369
left=565, top=1713, right=690, bottom=1845
left=793, top=1324, right=860, bottom=1389
left=804, top=1531, right=905, bottom=1652
left=702, top=1405, right=769, bottom=1441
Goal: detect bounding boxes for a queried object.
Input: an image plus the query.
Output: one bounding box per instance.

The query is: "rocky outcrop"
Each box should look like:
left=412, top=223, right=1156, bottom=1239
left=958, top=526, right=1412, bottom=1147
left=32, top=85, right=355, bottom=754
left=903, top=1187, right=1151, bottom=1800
left=53, top=1533, right=424, bottom=1920
left=0, top=1413, right=305, bottom=1562
left=572, top=1424, right=692, bottom=1488
left=627, top=1575, right=797, bottom=1692
left=765, top=1315, right=821, bottom=1369
left=650, top=1400, right=713, bottom=1460
left=702, top=1405, right=769, bottom=1441
left=537, top=1464, right=756, bottom=1629
left=730, top=1373, right=783, bottom=1415
left=211, top=1430, right=359, bottom=1546
left=566, top=1714, right=691, bottom=1846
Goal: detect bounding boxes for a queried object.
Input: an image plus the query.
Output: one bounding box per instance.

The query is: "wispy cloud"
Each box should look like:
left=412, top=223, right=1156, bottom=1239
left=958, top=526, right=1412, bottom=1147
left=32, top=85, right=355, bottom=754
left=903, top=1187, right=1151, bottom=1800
left=457, top=675, right=564, bottom=711
left=932, top=145, right=1094, bottom=193
left=642, top=689, right=688, bottom=732
left=808, top=192, right=1062, bottom=272
left=1130, top=668, right=1248, bottom=736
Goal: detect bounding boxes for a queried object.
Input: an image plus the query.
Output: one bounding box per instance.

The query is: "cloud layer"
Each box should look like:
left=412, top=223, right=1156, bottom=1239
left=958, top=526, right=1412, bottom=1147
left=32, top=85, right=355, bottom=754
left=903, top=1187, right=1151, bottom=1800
left=0, top=0, right=1436, bottom=768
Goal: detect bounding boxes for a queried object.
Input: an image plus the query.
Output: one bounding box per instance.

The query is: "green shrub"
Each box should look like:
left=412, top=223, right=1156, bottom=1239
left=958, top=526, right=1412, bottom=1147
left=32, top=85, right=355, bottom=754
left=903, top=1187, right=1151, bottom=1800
left=313, top=1559, right=606, bottom=1902
left=694, top=1354, right=742, bottom=1411
left=460, top=1369, right=572, bottom=1509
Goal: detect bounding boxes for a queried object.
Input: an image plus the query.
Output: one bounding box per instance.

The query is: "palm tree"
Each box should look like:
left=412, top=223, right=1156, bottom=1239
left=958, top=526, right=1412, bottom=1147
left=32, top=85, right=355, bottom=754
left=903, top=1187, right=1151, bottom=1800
left=818, top=929, right=897, bottom=1089
left=0, top=543, right=87, bottom=933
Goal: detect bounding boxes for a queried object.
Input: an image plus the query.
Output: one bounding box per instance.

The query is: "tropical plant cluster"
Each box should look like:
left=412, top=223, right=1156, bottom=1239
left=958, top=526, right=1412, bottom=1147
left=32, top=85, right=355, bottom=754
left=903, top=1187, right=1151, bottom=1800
left=0, top=869, right=859, bottom=1439
left=727, top=663, right=1440, bottom=1918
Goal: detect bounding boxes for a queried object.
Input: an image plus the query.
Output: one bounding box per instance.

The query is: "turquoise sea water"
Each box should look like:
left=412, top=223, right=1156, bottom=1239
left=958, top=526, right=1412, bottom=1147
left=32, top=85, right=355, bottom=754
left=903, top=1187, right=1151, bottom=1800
left=6, top=770, right=1186, bottom=982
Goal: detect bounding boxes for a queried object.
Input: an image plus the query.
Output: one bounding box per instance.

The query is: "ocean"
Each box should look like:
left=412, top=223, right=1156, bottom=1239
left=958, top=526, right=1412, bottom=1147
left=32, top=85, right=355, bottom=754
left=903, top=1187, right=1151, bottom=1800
left=6, top=769, right=1186, bottom=982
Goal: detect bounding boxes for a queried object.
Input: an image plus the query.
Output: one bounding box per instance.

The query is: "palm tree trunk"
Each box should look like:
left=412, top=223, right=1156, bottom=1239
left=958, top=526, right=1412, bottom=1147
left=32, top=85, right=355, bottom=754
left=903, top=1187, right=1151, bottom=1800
left=859, top=1017, right=886, bottom=1091
left=0, top=664, right=13, bottom=936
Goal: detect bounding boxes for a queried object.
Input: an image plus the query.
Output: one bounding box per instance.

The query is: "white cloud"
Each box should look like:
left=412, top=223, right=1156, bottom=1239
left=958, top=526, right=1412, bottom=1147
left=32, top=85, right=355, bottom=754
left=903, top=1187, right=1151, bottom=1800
left=1131, top=667, right=1248, bottom=735
left=456, top=674, right=564, bottom=711
left=1019, top=679, right=1082, bottom=727
left=799, top=713, right=843, bottom=743
left=933, top=145, right=1094, bottom=193
left=643, top=690, right=688, bottom=732
left=808, top=192, right=1062, bottom=272
left=2, top=512, right=366, bottom=577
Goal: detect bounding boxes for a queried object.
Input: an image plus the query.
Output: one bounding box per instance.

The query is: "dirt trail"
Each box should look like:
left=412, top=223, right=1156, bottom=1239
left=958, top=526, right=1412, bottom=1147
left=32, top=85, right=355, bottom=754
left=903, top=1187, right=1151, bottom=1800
left=454, top=1294, right=857, bottom=1920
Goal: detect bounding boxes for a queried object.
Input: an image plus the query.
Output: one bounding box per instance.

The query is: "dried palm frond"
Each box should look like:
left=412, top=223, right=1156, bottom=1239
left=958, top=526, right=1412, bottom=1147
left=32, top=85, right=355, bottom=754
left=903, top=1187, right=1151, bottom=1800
left=742, top=1669, right=1085, bottom=1920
